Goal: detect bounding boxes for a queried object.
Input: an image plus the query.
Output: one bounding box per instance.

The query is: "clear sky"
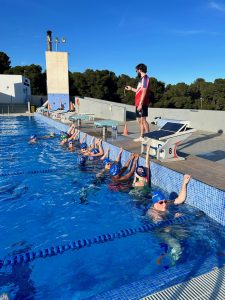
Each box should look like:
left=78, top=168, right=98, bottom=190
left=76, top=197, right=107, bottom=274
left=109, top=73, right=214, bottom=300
left=1, top=0, right=225, bottom=84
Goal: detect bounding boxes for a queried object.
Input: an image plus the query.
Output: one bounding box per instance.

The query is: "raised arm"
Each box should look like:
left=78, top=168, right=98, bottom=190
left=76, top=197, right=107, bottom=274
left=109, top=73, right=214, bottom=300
left=80, top=133, right=87, bottom=144
left=145, top=146, right=151, bottom=184
left=174, top=174, right=191, bottom=205
left=115, top=148, right=123, bottom=163
left=100, top=146, right=110, bottom=160
left=119, top=154, right=139, bottom=182
left=68, top=129, right=78, bottom=141
left=91, top=139, right=104, bottom=156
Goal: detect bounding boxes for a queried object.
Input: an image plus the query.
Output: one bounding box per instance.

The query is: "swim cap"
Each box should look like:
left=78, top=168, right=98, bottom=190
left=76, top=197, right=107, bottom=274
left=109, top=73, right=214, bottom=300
left=60, top=134, right=67, bottom=140
left=78, top=156, right=86, bottom=166
left=90, top=148, right=99, bottom=154
left=30, top=134, right=37, bottom=139
left=50, top=132, right=55, bottom=137
left=135, top=166, right=147, bottom=177
left=110, top=164, right=121, bottom=176
left=103, top=158, right=111, bottom=166
left=152, top=190, right=166, bottom=204
left=80, top=142, right=88, bottom=149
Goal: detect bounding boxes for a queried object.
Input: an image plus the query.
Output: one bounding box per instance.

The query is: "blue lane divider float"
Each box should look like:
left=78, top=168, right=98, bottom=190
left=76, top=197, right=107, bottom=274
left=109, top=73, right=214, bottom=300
left=0, top=214, right=196, bottom=269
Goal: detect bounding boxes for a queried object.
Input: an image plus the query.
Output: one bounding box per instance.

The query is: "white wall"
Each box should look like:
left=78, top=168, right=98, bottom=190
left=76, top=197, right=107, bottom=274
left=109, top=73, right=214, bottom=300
left=76, top=96, right=225, bottom=133
left=0, top=75, right=31, bottom=104
left=76, top=96, right=126, bottom=122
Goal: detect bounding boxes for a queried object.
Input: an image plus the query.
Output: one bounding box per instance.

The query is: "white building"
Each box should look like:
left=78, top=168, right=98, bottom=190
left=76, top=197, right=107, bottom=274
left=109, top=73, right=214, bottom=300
left=0, top=74, right=31, bottom=104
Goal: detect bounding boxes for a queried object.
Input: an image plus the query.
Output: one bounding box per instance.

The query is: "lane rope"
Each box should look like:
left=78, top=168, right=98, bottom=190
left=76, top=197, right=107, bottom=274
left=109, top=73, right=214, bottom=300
left=0, top=214, right=195, bottom=269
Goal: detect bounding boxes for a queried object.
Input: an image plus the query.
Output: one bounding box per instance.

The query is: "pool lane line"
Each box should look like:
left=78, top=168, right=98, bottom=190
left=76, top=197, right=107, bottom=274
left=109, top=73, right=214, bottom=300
left=0, top=169, right=60, bottom=177
left=0, top=214, right=196, bottom=269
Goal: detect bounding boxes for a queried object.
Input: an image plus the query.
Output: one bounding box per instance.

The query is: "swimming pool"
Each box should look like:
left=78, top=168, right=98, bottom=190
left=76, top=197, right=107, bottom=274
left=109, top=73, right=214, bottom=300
left=1, top=116, right=225, bottom=299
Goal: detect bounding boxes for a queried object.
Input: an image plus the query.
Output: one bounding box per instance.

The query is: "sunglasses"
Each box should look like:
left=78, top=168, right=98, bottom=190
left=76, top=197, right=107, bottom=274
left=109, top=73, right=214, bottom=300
left=158, top=200, right=167, bottom=205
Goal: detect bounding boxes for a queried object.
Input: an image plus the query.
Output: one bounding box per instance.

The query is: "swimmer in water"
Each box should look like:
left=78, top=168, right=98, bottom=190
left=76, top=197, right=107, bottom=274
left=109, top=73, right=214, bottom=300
left=110, top=153, right=139, bottom=183
left=147, top=174, right=191, bottom=265
left=28, top=134, right=37, bottom=144
left=132, top=147, right=150, bottom=191
left=147, top=174, right=191, bottom=222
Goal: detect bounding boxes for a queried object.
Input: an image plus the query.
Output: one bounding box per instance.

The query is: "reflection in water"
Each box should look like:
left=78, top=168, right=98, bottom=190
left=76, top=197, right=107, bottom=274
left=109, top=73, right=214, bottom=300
left=0, top=246, right=36, bottom=299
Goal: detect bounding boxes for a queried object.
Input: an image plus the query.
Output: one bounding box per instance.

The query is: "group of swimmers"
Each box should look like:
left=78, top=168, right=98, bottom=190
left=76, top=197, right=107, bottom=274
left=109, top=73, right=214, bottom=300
left=28, top=123, right=192, bottom=265
left=29, top=123, right=191, bottom=220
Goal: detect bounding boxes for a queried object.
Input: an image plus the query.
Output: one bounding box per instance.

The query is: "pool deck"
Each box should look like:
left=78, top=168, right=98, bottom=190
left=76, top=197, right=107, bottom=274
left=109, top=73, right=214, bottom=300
left=78, top=118, right=225, bottom=192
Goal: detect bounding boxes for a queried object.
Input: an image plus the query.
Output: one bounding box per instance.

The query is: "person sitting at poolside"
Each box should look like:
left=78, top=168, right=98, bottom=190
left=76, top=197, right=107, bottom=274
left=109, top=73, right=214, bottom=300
left=28, top=134, right=37, bottom=144
left=147, top=174, right=191, bottom=222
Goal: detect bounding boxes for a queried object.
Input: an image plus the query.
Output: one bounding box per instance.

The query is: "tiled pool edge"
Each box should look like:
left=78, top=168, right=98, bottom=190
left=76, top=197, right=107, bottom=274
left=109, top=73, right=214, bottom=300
left=34, top=113, right=225, bottom=299
left=86, top=255, right=225, bottom=300
left=34, top=113, right=225, bottom=226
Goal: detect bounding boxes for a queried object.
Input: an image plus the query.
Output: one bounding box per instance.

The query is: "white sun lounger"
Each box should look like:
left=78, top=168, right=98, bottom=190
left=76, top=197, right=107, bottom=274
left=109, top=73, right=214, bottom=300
left=142, top=121, right=196, bottom=162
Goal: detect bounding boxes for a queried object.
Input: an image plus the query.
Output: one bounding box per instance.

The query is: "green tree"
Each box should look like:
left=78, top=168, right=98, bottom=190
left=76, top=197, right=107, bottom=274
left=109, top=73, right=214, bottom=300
left=0, top=51, right=11, bottom=73
left=117, top=74, right=138, bottom=104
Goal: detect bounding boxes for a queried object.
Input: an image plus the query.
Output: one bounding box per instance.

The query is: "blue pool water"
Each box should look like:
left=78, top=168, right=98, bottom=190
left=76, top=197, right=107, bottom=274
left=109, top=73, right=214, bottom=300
left=0, top=116, right=225, bottom=300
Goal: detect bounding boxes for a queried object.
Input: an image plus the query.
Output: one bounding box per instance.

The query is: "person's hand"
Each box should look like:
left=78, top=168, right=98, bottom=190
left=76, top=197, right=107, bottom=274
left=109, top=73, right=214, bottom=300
left=137, top=103, right=142, bottom=111
left=125, top=86, right=132, bottom=91
left=119, top=147, right=123, bottom=154
left=183, top=174, right=191, bottom=185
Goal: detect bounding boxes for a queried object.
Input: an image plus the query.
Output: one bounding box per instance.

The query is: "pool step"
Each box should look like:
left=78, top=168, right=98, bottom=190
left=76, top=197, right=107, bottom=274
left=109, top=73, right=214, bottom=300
left=141, top=266, right=225, bottom=300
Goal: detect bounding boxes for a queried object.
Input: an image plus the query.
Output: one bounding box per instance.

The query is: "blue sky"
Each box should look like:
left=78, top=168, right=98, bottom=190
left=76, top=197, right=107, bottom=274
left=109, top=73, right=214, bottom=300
left=1, top=0, right=225, bottom=84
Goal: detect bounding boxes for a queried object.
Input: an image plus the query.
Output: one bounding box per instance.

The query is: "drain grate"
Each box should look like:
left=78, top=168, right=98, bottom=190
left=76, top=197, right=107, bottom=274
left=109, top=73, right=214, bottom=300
left=141, top=267, right=225, bottom=300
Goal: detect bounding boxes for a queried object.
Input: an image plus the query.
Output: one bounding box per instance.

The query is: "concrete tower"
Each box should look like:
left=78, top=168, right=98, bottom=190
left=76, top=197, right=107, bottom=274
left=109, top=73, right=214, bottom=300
left=45, top=31, right=69, bottom=111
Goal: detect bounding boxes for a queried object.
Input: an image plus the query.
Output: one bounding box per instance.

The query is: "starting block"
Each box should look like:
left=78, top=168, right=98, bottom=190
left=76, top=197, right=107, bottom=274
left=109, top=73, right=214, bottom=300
left=142, top=122, right=196, bottom=162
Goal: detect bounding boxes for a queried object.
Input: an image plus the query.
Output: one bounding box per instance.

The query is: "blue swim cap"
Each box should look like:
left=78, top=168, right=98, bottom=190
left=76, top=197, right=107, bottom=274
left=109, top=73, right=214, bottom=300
left=80, top=142, right=88, bottom=149
left=110, top=164, right=121, bottom=176
left=103, top=158, right=111, bottom=166
left=135, top=166, right=147, bottom=177
left=152, top=190, right=166, bottom=204
left=78, top=156, right=87, bottom=166
left=90, top=148, right=99, bottom=154
left=30, top=134, right=37, bottom=139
